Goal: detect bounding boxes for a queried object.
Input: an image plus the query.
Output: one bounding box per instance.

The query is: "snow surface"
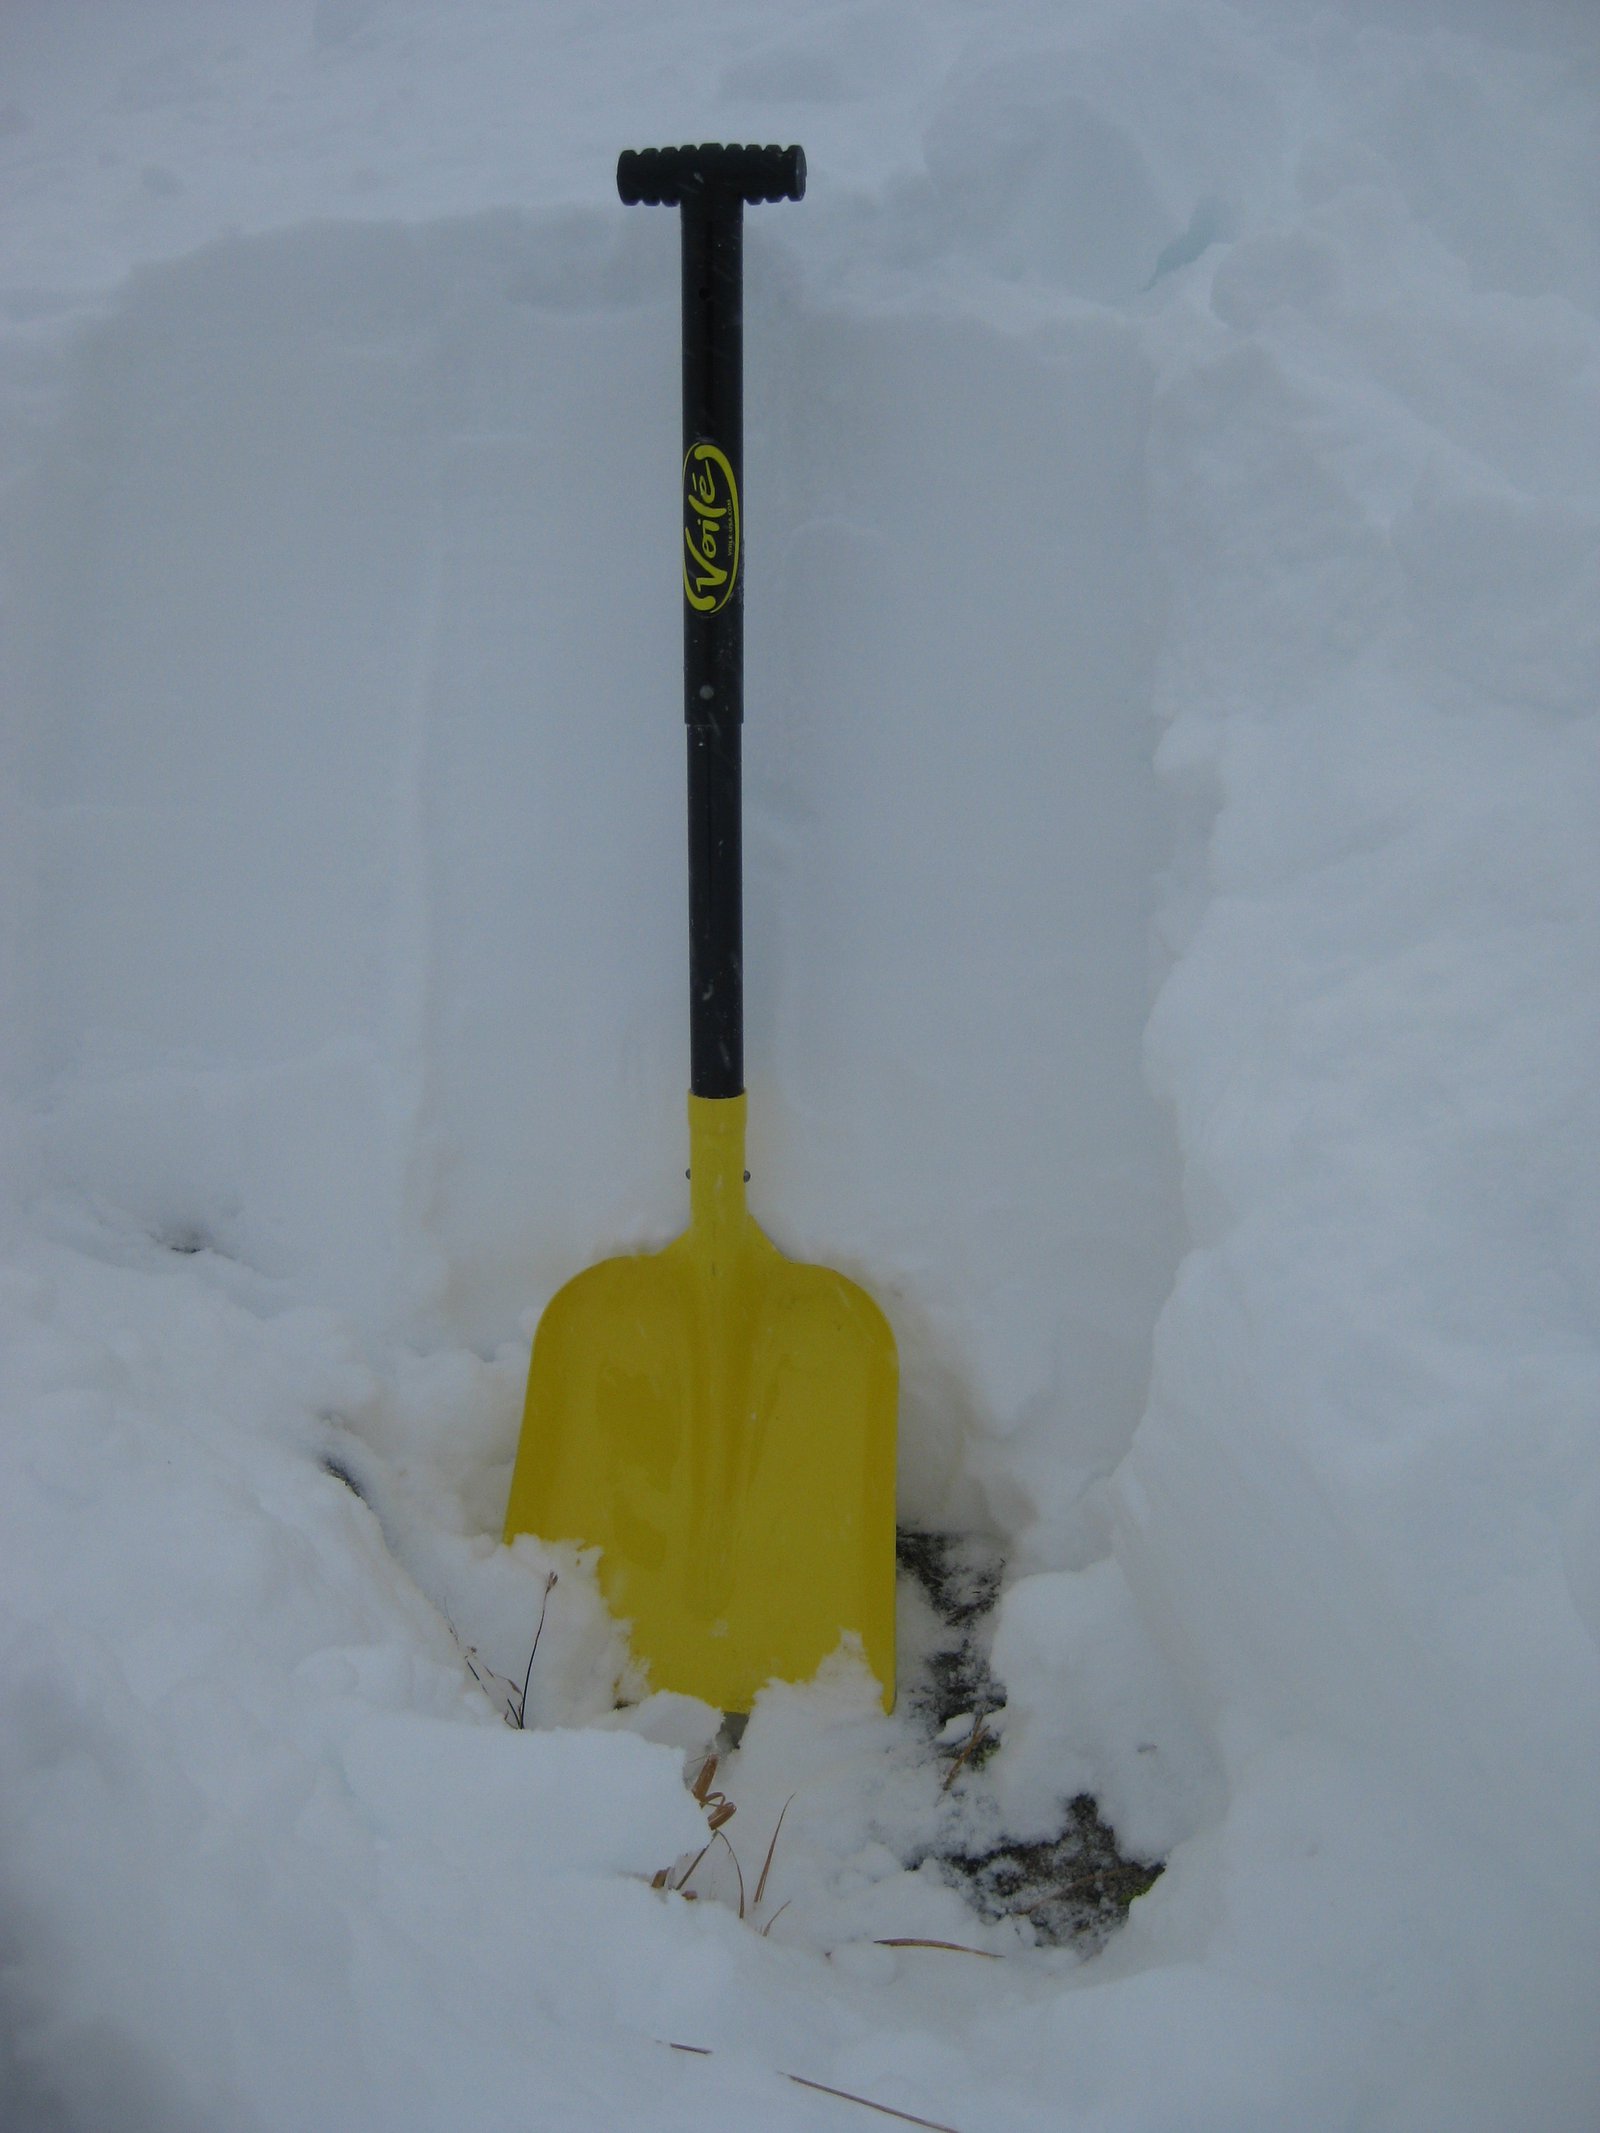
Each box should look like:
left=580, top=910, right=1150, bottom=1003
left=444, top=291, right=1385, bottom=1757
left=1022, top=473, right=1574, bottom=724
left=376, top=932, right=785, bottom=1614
left=2, top=1, right=1598, bottom=2128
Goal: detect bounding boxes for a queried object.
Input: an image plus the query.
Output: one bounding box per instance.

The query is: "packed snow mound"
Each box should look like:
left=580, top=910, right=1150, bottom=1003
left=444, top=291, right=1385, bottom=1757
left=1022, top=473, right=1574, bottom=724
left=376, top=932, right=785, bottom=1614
left=2, top=1, right=1597, bottom=2129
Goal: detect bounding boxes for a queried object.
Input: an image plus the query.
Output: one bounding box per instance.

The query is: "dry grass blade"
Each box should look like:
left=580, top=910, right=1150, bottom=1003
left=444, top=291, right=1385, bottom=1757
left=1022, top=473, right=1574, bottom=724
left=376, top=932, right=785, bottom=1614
left=939, top=1715, right=989, bottom=1793
left=872, top=1938, right=1000, bottom=1960
left=783, top=2070, right=965, bottom=2133
left=753, top=1793, right=795, bottom=1911
left=759, top=1898, right=792, bottom=1938
left=718, top=1828, right=746, bottom=1919
left=691, top=1752, right=737, bottom=1836
left=673, top=1836, right=715, bottom=1895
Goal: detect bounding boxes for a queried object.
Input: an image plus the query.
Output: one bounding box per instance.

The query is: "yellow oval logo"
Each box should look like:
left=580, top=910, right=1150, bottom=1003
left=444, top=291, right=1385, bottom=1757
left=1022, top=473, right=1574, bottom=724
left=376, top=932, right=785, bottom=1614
left=683, top=443, right=740, bottom=615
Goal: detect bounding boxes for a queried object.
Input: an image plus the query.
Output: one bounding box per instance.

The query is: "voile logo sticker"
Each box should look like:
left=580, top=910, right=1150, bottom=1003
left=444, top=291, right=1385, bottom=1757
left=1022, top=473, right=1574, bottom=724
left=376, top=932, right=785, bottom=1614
left=683, top=442, right=740, bottom=614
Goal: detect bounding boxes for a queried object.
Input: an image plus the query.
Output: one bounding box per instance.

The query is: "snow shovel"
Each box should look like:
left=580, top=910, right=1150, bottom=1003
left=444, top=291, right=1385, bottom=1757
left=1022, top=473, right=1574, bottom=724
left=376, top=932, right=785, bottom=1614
left=504, top=144, right=898, bottom=1714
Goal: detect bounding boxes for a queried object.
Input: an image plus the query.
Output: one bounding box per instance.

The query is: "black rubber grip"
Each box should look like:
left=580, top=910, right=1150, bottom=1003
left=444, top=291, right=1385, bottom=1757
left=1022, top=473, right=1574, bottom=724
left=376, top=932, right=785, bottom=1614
left=618, top=143, right=805, bottom=208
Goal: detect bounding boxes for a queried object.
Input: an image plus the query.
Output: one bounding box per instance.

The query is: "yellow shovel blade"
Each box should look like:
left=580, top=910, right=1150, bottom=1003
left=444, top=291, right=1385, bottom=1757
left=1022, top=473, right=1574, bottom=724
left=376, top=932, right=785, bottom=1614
left=504, top=1093, right=897, bottom=1712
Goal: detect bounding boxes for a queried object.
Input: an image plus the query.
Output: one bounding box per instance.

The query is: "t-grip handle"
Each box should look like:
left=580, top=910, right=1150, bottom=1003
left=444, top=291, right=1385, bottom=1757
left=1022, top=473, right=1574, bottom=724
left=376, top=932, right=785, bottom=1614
left=617, top=142, right=805, bottom=207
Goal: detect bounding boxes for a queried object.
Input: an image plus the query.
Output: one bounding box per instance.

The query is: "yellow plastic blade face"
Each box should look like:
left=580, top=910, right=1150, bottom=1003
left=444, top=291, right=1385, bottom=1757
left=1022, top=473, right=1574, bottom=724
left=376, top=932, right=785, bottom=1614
left=504, top=1095, right=897, bottom=1712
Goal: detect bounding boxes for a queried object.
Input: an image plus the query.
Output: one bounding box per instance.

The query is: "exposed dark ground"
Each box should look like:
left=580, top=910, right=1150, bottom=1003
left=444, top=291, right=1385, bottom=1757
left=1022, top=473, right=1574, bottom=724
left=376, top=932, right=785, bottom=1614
left=897, top=1528, right=1163, bottom=1951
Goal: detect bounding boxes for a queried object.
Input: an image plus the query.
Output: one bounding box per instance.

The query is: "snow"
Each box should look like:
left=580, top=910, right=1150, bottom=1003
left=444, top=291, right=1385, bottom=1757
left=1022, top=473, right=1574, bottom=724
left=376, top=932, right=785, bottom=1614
left=2, top=1, right=1598, bottom=2128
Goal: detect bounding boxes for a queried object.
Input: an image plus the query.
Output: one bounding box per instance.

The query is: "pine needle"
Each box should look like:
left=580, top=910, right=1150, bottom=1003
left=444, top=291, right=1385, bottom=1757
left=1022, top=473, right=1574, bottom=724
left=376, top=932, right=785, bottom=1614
left=656, top=2043, right=966, bottom=2133
left=783, top=2070, right=965, bottom=2133
left=873, top=1938, right=1000, bottom=1960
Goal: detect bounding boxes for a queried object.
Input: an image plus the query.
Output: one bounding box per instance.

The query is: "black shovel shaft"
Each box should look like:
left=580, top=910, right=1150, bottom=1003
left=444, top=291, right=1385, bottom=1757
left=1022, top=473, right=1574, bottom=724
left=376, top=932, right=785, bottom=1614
left=619, top=143, right=805, bottom=1100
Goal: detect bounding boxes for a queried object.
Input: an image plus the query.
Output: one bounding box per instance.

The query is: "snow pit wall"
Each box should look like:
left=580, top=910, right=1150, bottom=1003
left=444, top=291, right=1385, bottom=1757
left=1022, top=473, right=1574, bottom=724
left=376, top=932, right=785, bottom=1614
left=6, top=209, right=1182, bottom=1549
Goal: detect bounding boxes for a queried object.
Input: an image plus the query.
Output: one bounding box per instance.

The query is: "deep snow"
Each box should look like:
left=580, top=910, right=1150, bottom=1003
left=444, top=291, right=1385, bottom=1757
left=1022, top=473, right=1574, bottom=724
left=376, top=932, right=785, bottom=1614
left=2, top=2, right=1597, bottom=2129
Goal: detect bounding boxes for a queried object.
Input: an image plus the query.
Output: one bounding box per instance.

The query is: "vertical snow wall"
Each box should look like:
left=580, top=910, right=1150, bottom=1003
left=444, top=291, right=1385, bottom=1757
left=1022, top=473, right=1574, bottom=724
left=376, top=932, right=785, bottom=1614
left=7, top=209, right=1181, bottom=1550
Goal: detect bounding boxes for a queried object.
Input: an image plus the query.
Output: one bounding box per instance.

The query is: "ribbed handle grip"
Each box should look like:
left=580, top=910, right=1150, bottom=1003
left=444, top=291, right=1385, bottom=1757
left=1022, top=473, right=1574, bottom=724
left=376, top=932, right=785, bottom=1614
left=618, top=143, right=805, bottom=208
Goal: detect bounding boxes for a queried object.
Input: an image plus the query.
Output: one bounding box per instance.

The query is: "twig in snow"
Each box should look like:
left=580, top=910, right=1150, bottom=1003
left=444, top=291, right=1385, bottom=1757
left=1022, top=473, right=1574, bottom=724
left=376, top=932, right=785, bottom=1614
left=510, top=1572, right=558, bottom=1730
left=939, top=1714, right=990, bottom=1793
